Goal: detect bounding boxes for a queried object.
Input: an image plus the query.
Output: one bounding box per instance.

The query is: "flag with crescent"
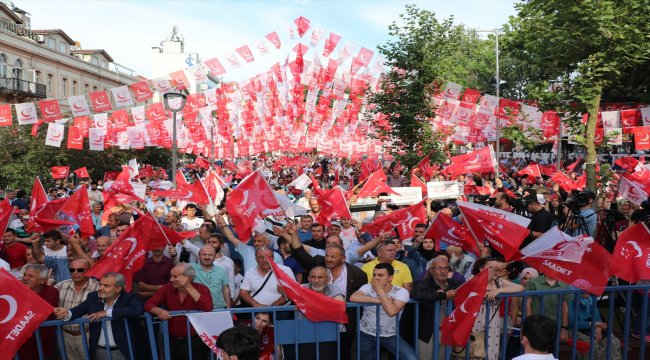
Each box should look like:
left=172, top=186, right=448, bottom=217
left=441, top=268, right=489, bottom=346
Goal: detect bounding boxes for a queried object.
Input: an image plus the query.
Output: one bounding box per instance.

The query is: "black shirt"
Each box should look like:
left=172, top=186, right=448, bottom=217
left=523, top=208, right=554, bottom=248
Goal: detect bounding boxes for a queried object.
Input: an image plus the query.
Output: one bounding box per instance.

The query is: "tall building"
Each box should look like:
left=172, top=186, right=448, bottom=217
left=0, top=0, right=139, bottom=105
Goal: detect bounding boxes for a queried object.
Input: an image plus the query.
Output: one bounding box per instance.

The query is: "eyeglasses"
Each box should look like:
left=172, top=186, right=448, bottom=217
left=69, top=268, right=87, bottom=273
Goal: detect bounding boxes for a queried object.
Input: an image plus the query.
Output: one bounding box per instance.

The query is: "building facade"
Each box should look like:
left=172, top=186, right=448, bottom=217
left=0, top=0, right=139, bottom=105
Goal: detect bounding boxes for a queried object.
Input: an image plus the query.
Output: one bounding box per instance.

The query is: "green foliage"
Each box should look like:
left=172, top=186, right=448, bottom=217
left=0, top=125, right=171, bottom=190
left=368, top=4, right=497, bottom=166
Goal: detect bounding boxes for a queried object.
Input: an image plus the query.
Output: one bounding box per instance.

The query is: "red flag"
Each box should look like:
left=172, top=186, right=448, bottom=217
left=516, top=164, right=542, bottom=178
left=294, top=16, right=311, bottom=37
left=169, top=70, right=190, bottom=90
left=0, top=104, right=12, bottom=126
left=151, top=179, right=210, bottom=205
left=225, top=171, right=283, bottom=242
left=310, top=175, right=325, bottom=198
left=86, top=215, right=191, bottom=291
left=38, top=99, right=63, bottom=122
left=130, top=80, right=153, bottom=102
left=415, top=155, right=436, bottom=182
left=633, top=126, right=650, bottom=151
left=425, top=213, right=480, bottom=256
left=614, top=156, right=641, bottom=172
left=58, top=185, right=95, bottom=238
left=362, top=200, right=427, bottom=240
left=551, top=171, right=579, bottom=191
left=0, top=268, right=55, bottom=360
left=566, top=157, right=583, bottom=172
left=66, top=126, right=84, bottom=150
left=443, top=147, right=497, bottom=178
left=195, top=156, right=211, bottom=169
left=0, top=198, right=12, bottom=235
left=441, top=268, right=489, bottom=346
left=266, top=254, right=348, bottom=323
left=203, top=169, right=225, bottom=203
left=28, top=177, right=48, bottom=224
left=235, top=45, right=255, bottom=63
left=410, top=173, right=428, bottom=196
left=356, top=168, right=401, bottom=198
left=359, top=158, right=378, bottom=181
left=618, top=176, right=649, bottom=206
left=107, top=167, right=145, bottom=202
left=265, top=31, right=282, bottom=49
left=50, top=166, right=70, bottom=179
left=138, top=165, right=154, bottom=178
left=316, top=187, right=352, bottom=226
left=103, top=171, right=120, bottom=183
left=176, top=170, right=190, bottom=189
left=521, top=228, right=610, bottom=295
left=610, top=223, right=650, bottom=283
left=73, top=167, right=90, bottom=178
left=457, top=201, right=530, bottom=261
left=88, top=90, right=113, bottom=112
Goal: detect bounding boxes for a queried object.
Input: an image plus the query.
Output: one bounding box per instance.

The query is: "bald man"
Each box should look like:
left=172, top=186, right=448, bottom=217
left=191, top=246, right=231, bottom=309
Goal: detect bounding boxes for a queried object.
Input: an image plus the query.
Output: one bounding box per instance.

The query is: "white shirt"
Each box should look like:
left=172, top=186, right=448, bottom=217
left=241, top=264, right=295, bottom=306
left=328, top=265, right=348, bottom=299
left=513, top=354, right=558, bottom=360
left=0, top=258, right=10, bottom=271
left=357, top=284, right=410, bottom=337
left=181, top=216, right=204, bottom=231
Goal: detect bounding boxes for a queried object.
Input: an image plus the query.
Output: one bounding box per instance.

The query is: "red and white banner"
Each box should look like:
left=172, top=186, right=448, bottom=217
left=633, top=126, right=650, bottom=151
left=442, top=147, right=497, bottom=178
left=610, top=223, right=650, bottom=283
left=618, top=175, right=649, bottom=206
left=441, top=268, right=489, bottom=346
left=45, top=123, right=65, bottom=147
left=73, top=167, right=90, bottom=178
left=14, top=102, right=38, bottom=125
left=425, top=213, right=481, bottom=256
left=38, top=99, right=63, bottom=122
left=521, top=227, right=594, bottom=264
left=457, top=201, right=530, bottom=261
left=362, top=200, right=427, bottom=240
left=186, top=312, right=234, bottom=356
left=88, top=90, right=113, bottom=112
left=50, top=166, right=70, bottom=179
left=516, top=164, right=542, bottom=178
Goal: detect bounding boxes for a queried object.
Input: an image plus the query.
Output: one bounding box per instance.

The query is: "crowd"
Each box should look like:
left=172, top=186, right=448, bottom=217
left=1, top=152, right=648, bottom=360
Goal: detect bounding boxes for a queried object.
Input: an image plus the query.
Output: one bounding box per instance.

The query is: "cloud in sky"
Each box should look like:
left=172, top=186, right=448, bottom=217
left=19, top=0, right=516, bottom=79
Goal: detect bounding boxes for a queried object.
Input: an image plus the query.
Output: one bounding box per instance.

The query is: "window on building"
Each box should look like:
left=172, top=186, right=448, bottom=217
left=0, top=54, right=7, bottom=78
left=47, top=38, right=56, bottom=49
left=102, top=60, right=107, bottom=68
left=93, top=85, right=98, bottom=91
left=72, top=80, right=77, bottom=95
left=62, top=78, right=67, bottom=97
left=47, top=74, right=53, bottom=94
left=59, top=43, right=68, bottom=54
left=12, top=59, right=23, bottom=80
left=84, top=84, right=89, bottom=94
left=92, top=56, right=98, bottom=65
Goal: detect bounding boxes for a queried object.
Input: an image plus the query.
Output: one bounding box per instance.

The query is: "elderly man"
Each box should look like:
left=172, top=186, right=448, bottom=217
left=191, top=245, right=231, bottom=309
left=350, top=263, right=417, bottom=360
left=240, top=247, right=295, bottom=307
left=54, top=259, right=99, bottom=359
left=18, top=264, right=59, bottom=359
left=411, top=256, right=461, bottom=360
left=216, top=216, right=282, bottom=273
left=361, top=240, right=413, bottom=292
left=54, top=272, right=145, bottom=360
left=447, top=246, right=475, bottom=278
left=145, top=264, right=213, bottom=360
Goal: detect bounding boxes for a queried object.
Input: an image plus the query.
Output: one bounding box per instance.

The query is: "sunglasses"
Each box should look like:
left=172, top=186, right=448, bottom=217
left=69, top=268, right=87, bottom=273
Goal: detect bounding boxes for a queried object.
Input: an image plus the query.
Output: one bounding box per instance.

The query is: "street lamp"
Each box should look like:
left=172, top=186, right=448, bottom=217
left=163, top=92, right=187, bottom=188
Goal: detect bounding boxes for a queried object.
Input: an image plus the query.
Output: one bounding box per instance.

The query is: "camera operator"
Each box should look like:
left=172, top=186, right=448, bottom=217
left=523, top=191, right=553, bottom=248
left=564, top=190, right=597, bottom=238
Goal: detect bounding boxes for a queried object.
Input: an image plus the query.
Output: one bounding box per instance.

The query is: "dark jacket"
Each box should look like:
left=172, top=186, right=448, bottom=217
left=411, top=275, right=462, bottom=342
left=68, top=291, right=145, bottom=359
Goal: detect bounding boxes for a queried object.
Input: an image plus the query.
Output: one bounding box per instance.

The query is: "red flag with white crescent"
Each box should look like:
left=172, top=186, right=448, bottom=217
left=356, top=168, right=401, bottom=199
left=516, top=164, right=542, bottom=178
left=50, top=166, right=70, bottom=179
left=610, top=223, right=650, bottom=283
left=151, top=179, right=210, bottom=205
left=441, top=268, right=489, bottom=346
left=362, top=200, right=427, bottom=240
left=425, top=213, right=480, bottom=256
left=73, top=167, right=90, bottom=178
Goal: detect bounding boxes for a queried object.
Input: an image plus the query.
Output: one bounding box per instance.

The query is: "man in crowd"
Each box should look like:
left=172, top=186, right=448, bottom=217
left=19, top=264, right=59, bottom=359
left=309, top=198, right=322, bottom=219
left=361, top=239, right=413, bottom=292
left=1, top=228, right=27, bottom=269
left=30, top=230, right=70, bottom=283
left=54, top=259, right=99, bottom=359
left=525, top=192, right=554, bottom=247
left=91, top=202, right=103, bottom=231
left=239, top=247, right=294, bottom=307
left=447, top=245, right=475, bottom=278
left=526, top=273, right=573, bottom=342
left=191, top=245, right=231, bottom=309
left=350, top=263, right=417, bottom=360
left=133, top=247, right=175, bottom=300
left=181, top=203, right=204, bottom=231
left=304, top=223, right=327, bottom=250
left=411, top=256, right=460, bottom=360
left=55, top=272, right=146, bottom=360
left=513, top=315, right=559, bottom=360
left=216, top=216, right=282, bottom=273
left=145, top=264, right=213, bottom=359
left=277, top=236, right=305, bottom=283
left=297, top=215, right=314, bottom=243
left=217, top=326, right=261, bottom=360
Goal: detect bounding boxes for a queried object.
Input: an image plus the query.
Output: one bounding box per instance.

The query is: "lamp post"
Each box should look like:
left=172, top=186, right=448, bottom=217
left=163, top=92, right=187, bottom=188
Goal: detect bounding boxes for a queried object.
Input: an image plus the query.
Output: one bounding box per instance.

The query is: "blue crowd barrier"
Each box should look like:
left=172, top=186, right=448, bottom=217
left=23, top=284, right=650, bottom=360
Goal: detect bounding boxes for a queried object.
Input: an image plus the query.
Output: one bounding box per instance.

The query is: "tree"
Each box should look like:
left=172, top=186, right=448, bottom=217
left=503, top=0, right=650, bottom=189
left=368, top=4, right=497, bottom=166
left=0, top=125, right=171, bottom=190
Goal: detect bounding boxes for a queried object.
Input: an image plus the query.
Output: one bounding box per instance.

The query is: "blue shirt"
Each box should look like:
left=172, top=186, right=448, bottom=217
left=571, top=208, right=597, bottom=238
left=297, top=229, right=313, bottom=243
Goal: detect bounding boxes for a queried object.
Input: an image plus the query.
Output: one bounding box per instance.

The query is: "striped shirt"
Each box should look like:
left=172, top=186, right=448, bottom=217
left=55, top=278, right=99, bottom=332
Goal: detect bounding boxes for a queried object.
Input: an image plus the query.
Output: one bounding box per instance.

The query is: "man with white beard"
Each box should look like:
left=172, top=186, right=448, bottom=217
left=446, top=246, right=475, bottom=280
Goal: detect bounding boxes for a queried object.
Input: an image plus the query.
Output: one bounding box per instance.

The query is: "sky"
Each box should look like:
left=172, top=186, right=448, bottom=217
left=19, top=0, right=517, bottom=81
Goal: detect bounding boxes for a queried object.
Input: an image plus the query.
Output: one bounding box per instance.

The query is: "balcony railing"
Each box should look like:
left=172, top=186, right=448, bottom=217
left=0, top=77, right=47, bottom=98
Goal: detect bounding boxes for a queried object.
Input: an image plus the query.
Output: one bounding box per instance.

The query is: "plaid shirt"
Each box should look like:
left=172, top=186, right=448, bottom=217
left=54, top=278, right=99, bottom=332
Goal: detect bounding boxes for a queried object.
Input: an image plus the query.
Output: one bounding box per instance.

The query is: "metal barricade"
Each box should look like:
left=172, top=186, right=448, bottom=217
left=26, top=284, right=650, bottom=360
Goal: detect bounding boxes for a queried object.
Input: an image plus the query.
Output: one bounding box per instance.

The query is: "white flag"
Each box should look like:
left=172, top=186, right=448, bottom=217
left=619, top=176, right=649, bottom=206
left=88, top=128, right=105, bottom=151
left=111, top=86, right=134, bottom=107
left=287, top=173, right=312, bottom=190
left=152, top=77, right=174, bottom=94
left=93, top=113, right=109, bottom=130
left=186, top=312, right=233, bottom=355
left=68, top=95, right=91, bottom=117
left=640, top=107, right=650, bottom=126
left=131, top=106, right=146, bottom=126
left=601, top=110, right=620, bottom=129
left=14, top=102, right=38, bottom=125
left=45, top=122, right=65, bottom=147
left=127, top=127, right=146, bottom=150
left=521, top=226, right=594, bottom=264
